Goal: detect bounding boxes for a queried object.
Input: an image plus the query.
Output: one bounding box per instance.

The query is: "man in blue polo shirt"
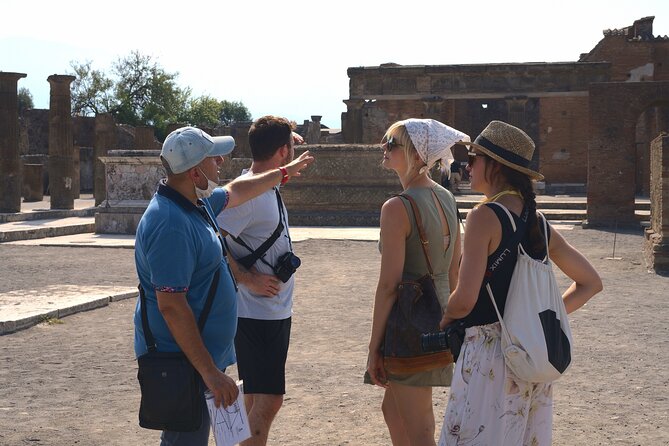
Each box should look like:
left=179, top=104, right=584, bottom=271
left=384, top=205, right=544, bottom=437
left=133, top=126, right=313, bottom=446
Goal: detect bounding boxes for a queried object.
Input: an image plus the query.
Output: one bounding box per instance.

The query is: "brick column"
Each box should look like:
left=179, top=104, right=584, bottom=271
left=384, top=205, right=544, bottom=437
left=94, top=113, right=116, bottom=205
left=644, top=134, right=669, bottom=274
left=0, top=72, right=27, bottom=212
left=48, top=74, right=76, bottom=209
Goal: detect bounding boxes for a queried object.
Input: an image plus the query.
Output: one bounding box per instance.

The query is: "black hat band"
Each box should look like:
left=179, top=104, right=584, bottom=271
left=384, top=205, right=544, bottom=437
left=474, top=135, right=531, bottom=168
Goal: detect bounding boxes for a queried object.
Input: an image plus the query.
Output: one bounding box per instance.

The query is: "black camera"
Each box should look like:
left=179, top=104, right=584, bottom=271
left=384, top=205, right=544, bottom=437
left=273, top=252, right=301, bottom=283
left=421, top=320, right=466, bottom=361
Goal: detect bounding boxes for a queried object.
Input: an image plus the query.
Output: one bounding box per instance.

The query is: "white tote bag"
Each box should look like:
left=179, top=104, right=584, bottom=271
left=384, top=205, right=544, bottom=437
left=486, top=203, right=573, bottom=383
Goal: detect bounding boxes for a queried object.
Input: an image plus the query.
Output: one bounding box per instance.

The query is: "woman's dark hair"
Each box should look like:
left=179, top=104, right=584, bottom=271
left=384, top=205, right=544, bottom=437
left=499, top=165, right=545, bottom=253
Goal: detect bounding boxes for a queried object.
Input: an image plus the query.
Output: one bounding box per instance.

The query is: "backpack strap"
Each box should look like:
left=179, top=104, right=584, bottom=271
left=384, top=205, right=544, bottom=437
left=482, top=202, right=528, bottom=286
left=481, top=202, right=529, bottom=346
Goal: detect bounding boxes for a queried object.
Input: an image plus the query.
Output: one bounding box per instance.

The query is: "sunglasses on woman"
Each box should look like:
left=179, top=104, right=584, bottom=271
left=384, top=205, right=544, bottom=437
left=382, top=136, right=400, bottom=152
left=467, top=151, right=488, bottom=167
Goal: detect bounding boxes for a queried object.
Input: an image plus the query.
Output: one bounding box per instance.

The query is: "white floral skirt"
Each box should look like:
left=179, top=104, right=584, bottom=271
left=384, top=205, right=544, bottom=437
left=438, top=322, right=553, bottom=446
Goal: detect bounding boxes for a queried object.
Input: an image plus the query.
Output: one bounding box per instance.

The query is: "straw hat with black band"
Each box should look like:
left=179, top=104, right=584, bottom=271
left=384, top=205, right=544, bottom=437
left=458, top=120, right=544, bottom=181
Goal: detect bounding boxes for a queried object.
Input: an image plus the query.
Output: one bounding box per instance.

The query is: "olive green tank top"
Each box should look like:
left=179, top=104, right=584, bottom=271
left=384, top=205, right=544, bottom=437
left=397, top=185, right=459, bottom=309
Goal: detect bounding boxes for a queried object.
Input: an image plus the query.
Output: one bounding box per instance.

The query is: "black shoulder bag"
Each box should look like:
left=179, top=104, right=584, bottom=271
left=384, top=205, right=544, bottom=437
left=137, top=269, right=220, bottom=432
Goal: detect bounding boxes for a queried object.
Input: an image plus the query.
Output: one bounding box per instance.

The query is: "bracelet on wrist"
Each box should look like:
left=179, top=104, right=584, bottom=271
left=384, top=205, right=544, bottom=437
left=279, top=167, right=289, bottom=185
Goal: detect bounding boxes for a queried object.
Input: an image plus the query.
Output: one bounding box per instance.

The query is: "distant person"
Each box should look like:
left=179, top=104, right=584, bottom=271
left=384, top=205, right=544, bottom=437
left=216, top=116, right=306, bottom=446
left=440, top=159, right=451, bottom=189
left=437, top=121, right=602, bottom=445
left=365, top=118, right=467, bottom=445
left=449, top=160, right=462, bottom=192
left=133, top=126, right=313, bottom=446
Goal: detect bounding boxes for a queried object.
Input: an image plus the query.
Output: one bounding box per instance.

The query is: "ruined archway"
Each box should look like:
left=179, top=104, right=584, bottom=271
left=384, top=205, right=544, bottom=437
left=587, top=81, right=669, bottom=226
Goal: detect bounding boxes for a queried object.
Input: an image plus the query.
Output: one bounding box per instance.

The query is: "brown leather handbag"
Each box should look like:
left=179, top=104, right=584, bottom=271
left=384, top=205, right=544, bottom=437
left=383, top=194, right=454, bottom=375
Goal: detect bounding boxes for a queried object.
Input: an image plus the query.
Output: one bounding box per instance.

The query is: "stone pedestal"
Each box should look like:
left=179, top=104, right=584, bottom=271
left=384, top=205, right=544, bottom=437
left=643, top=134, right=669, bottom=274
left=47, top=74, right=76, bottom=209
left=279, top=144, right=401, bottom=225
left=0, top=72, right=27, bottom=213
left=95, top=150, right=164, bottom=234
left=22, top=163, right=44, bottom=202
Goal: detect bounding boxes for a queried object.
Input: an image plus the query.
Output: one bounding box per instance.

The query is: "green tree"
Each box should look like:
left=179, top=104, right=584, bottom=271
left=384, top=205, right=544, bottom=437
left=69, top=51, right=252, bottom=139
left=177, top=97, right=252, bottom=129
left=17, top=87, right=34, bottom=115
left=219, top=100, right=251, bottom=125
left=70, top=61, right=114, bottom=116
left=112, top=51, right=190, bottom=138
left=182, top=95, right=225, bottom=129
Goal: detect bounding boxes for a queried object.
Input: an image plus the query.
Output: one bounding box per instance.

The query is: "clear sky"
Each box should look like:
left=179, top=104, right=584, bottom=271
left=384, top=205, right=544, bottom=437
left=2, top=0, right=668, bottom=129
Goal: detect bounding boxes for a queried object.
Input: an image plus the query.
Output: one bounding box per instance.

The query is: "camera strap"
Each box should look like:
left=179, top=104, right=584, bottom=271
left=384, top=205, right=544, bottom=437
left=230, top=187, right=291, bottom=269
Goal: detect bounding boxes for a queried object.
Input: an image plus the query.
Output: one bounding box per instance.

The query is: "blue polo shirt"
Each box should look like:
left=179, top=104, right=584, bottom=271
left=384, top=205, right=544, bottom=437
left=133, top=181, right=237, bottom=370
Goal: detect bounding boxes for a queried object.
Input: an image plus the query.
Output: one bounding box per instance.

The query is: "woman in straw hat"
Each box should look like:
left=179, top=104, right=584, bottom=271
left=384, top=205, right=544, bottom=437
left=365, top=118, right=468, bottom=445
left=437, top=121, right=602, bottom=445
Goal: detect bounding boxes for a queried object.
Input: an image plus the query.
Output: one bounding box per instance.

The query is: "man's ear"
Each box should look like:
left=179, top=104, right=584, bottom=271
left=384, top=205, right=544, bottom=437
left=188, top=165, right=202, bottom=182
left=277, top=144, right=289, bottom=159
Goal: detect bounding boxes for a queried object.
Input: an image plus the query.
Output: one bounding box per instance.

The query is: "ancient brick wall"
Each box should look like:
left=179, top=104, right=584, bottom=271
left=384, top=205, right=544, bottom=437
left=588, top=81, right=669, bottom=226
left=580, top=17, right=669, bottom=82
left=538, top=96, right=589, bottom=184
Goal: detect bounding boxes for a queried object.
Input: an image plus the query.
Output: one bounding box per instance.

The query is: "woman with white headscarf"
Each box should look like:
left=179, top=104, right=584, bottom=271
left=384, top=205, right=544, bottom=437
left=366, top=119, right=469, bottom=445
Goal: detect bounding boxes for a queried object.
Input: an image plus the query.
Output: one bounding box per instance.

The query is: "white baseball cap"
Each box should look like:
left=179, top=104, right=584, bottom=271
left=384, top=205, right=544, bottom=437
left=161, top=126, right=235, bottom=174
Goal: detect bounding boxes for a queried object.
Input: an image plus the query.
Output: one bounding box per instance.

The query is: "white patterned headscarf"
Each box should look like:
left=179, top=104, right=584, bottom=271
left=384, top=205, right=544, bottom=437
left=403, top=119, right=470, bottom=173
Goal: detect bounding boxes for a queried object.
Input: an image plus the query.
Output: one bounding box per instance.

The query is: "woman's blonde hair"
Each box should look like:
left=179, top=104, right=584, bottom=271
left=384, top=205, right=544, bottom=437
left=382, top=121, right=422, bottom=175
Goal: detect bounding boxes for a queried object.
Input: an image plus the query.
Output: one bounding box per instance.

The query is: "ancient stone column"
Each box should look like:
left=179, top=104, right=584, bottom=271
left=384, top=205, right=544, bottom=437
left=0, top=72, right=27, bottom=213
left=307, top=115, right=322, bottom=144
left=47, top=74, right=76, bottom=209
left=343, top=99, right=365, bottom=144
left=94, top=113, right=116, bottom=205
left=134, top=125, right=155, bottom=149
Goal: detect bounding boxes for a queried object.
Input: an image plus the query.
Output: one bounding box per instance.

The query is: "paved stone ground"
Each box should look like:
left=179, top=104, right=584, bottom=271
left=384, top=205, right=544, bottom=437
left=0, top=227, right=667, bottom=445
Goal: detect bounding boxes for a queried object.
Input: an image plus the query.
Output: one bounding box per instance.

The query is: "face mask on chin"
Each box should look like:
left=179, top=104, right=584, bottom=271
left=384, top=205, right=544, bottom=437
left=194, top=168, right=218, bottom=200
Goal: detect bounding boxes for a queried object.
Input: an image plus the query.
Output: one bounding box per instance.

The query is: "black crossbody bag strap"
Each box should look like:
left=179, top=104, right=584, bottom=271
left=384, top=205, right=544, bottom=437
left=139, top=268, right=220, bottom=353
left=231, top=188, right=286, bottom=268
left=481, top=202, right=529, bottom=287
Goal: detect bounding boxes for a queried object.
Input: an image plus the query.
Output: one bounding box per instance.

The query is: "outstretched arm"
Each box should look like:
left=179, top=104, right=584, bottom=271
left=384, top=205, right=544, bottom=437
left=224, top=151, right=314, bottom=209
